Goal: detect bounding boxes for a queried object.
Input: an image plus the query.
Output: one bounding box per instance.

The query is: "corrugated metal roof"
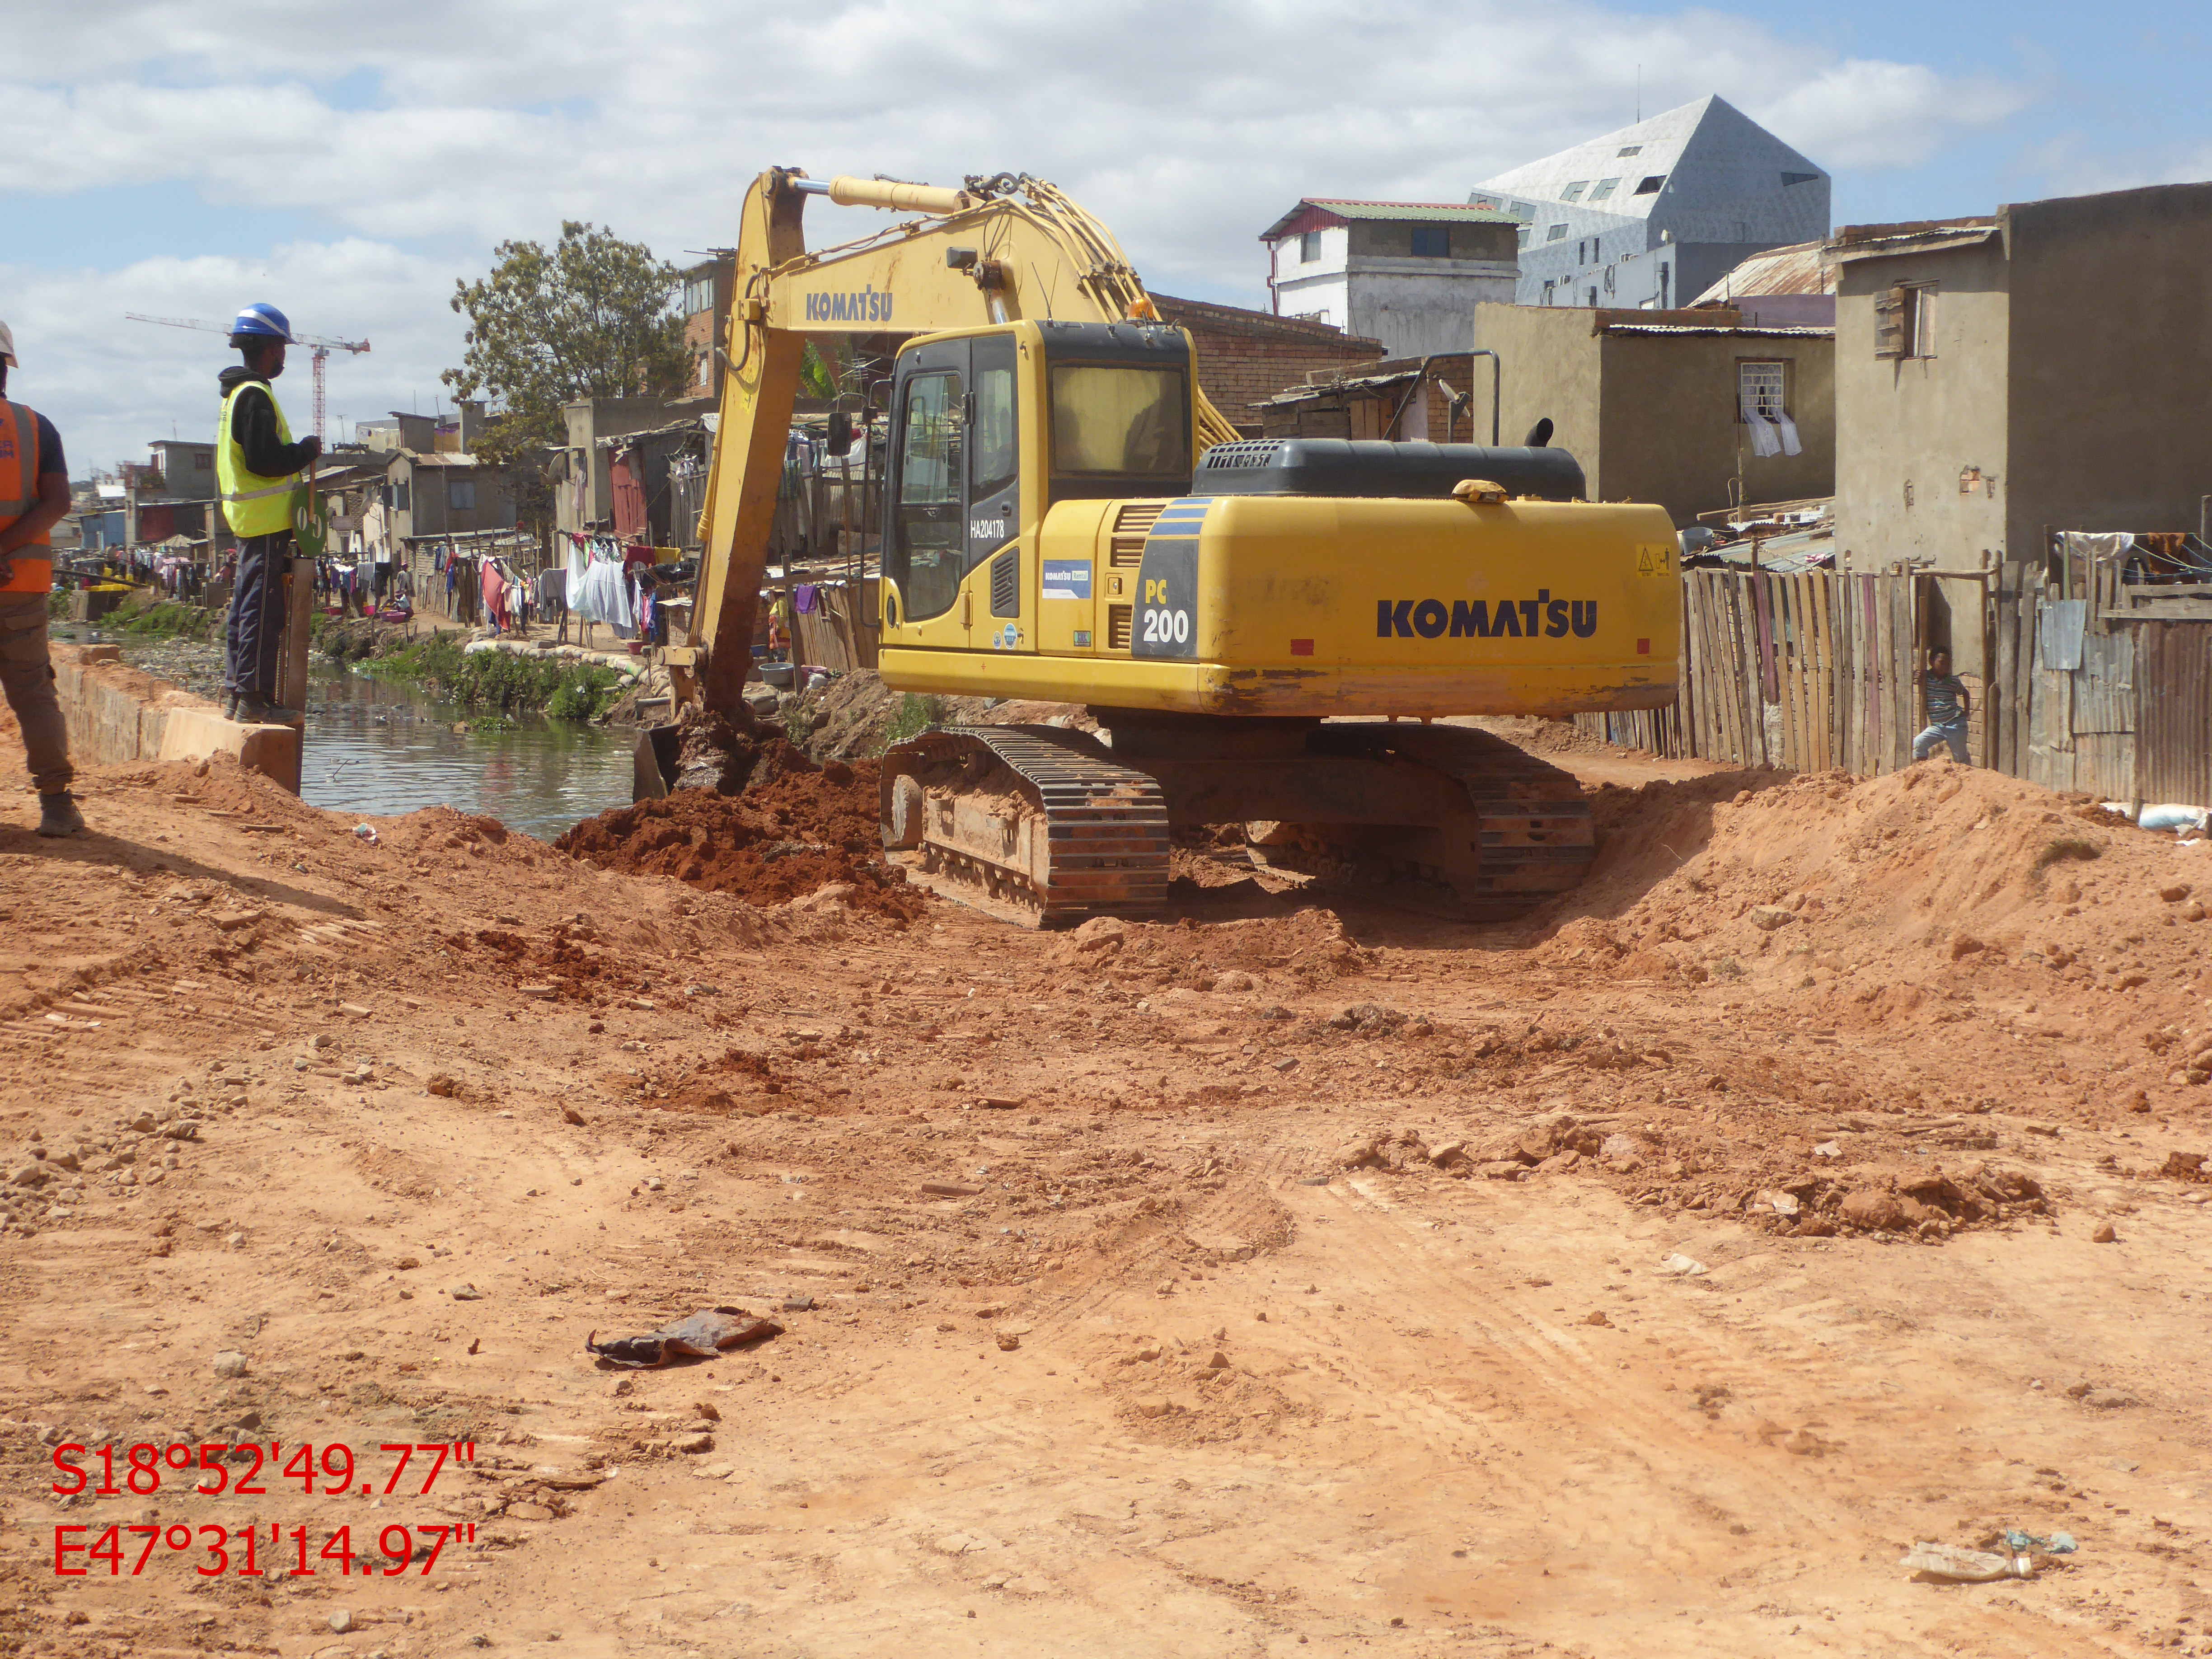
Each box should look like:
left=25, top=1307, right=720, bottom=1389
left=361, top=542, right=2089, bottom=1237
left=1709, top=528, right=1835, bottom=574
left=1689, top=239, right=1832, bottom=305
left=1830, top=218, right=1999, bottom=263
left=1597, top=323, right=1833, bottom=338
left=1257, top=368, right=1424, bottom=406
left=1260, top=198, right=1516, bottom=239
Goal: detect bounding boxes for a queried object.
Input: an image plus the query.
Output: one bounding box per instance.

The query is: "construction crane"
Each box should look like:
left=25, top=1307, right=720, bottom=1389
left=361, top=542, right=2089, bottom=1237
left=124, top=313, right=371, bottom=443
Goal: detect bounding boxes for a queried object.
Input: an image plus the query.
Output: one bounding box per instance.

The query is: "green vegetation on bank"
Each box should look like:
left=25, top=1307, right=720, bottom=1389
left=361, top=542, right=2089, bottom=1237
left=361, top=631, right=627, bottom=722
left=110, top=595, right=220, bottom=641
left=881, top=691, right=950, bottom=749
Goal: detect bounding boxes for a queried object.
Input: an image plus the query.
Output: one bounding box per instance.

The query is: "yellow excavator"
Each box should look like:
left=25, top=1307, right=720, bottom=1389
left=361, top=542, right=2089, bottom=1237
left=646, top=167, right=1680, bottom=924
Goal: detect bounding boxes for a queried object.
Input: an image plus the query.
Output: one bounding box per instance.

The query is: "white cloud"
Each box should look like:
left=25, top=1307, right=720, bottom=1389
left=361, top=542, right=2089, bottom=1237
left=1753, top=61, right=2033, bottom=171
left=5, top=0, right=2029, bottom=469
left=2012, top=131, right=2212, bottom=202
left=2, top=242, right=463, bottom=472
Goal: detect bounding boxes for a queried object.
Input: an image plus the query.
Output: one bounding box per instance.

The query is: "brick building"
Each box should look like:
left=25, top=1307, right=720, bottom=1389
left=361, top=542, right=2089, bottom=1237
left=681, top=252, right=737, bottom=399
left=1151, top=294, right=1386, bottom=436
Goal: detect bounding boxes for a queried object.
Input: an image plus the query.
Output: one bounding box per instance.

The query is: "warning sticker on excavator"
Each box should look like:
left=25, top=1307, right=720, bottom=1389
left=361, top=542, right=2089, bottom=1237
left=1636, top=544, right=1675, bottom=577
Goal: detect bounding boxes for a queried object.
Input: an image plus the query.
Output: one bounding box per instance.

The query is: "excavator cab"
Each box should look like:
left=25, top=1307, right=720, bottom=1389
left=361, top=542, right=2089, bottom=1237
left=876, top=320, right=1195, bottom=647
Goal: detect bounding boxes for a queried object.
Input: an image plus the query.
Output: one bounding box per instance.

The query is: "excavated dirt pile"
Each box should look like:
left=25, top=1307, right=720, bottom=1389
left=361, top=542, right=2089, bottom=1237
left=1551, top=760, right=2198, bottom=1001
left=667, top=700, right=818, bottom=793
left=798, top=668, right=1099, bottom=762
left=556, top=759, right=927, bottom=921
left=1445, top=755, right=2212, bottom=1239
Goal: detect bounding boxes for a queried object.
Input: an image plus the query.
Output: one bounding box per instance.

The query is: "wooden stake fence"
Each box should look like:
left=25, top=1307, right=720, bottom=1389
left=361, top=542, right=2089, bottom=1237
left=1586, top=551, right=2210, bottom=808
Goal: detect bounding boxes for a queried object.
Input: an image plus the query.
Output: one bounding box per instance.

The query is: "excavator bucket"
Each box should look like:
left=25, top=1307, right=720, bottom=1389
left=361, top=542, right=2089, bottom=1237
left=634, top=725, right=680, bottom=801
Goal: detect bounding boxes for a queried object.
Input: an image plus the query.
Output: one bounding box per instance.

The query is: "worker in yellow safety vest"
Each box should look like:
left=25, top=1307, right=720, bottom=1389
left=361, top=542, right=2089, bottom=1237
left=217, top=302, right=321, bottom=723
left=0, top=318, right=85, bottom=838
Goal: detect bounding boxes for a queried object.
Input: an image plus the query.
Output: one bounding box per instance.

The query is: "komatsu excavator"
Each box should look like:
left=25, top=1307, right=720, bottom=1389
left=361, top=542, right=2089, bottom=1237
left=648, top=167, right=1680, bottom=925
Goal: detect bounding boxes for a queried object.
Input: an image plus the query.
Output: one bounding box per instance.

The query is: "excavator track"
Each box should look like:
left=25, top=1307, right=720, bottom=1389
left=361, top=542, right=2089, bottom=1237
left=1098, top=719, right=1592, bottom=924
left=1239, top=724, right=1594, bottom=921
left=880, top=726, right=1171, bottom=928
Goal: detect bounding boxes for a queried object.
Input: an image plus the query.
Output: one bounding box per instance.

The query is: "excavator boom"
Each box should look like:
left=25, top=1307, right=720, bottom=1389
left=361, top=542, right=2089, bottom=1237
left=685, top=168, right=1236, bottom=708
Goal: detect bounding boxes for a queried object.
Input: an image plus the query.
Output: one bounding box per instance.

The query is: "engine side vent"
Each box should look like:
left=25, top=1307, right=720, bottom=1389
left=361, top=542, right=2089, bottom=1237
left=989, top=548, right=1018, bottom=618
left=1198, top=439, right=1287, bottom=471
left=1106, top=604, right=1134, bottom=651
left=1109, top=500, right=1164, bottom=568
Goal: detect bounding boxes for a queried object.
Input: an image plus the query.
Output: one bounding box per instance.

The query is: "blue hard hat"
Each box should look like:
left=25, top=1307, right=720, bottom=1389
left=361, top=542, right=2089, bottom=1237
left=231, top=303, right=295, bottom=343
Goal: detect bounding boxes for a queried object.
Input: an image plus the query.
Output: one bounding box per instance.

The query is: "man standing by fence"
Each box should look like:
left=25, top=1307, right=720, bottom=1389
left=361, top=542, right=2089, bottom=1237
left=1913, top=648, right=1973, bottom=764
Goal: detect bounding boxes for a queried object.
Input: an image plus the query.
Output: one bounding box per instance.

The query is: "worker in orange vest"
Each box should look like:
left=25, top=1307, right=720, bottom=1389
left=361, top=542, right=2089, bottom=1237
left=0, top=320, right=84, bottom=838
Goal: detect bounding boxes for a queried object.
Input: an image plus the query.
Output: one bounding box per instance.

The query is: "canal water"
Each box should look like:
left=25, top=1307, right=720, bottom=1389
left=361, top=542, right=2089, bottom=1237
left=300, top=674, right=636, bottom=839
left=92, top=633, right=636, bottom=840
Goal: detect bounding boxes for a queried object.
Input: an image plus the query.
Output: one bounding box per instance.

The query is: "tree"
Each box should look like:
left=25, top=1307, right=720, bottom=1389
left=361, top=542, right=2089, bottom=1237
left=442, top=221, right=688, bottom=462
left=800, top=340, right=839, bottom=401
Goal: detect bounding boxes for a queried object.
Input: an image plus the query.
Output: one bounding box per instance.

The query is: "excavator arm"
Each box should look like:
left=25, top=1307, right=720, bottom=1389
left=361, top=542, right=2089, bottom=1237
left=685, top=167, right=1238, bottom=712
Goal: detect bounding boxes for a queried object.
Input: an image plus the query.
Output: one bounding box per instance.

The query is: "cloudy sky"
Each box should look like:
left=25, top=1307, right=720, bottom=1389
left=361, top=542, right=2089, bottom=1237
left=9, top=0, right=2209, bottom=472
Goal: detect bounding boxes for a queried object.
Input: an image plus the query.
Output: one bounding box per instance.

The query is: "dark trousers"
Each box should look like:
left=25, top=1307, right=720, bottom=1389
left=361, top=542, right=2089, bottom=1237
left=225, top=531, right=292, bottom=699
left=0, top=593, right=73, bottom=794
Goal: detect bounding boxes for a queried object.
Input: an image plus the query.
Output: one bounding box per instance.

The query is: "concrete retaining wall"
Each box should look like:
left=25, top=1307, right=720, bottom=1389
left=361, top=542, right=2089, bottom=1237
left=50, top=645, right=300, bottom=792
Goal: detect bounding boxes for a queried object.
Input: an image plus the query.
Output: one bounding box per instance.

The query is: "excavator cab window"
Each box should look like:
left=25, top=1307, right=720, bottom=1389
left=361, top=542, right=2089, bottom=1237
left=891, top=367, right=966, bottom=622
left=1050, top=366, right=1188, bottom=480
left=884, top=333, right=1023, bottom=628
left=972, top=345, right=1017, bottom=500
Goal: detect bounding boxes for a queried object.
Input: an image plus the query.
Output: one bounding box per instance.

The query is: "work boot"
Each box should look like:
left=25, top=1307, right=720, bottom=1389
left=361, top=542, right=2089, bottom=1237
left=37, top=793, right=86, bottom=839
left=224, top=690, right=239, bottom=721
left=236, top=693, right=302, bottom=724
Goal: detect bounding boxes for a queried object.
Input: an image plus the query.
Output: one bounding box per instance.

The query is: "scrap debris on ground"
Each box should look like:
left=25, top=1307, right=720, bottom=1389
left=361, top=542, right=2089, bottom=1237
left=3, top=696, right=2210, bottom=1659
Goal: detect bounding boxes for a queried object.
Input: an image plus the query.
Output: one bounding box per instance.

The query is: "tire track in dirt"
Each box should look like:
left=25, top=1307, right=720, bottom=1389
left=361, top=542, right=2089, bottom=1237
left=1276, top=1178, right=1950, bottom=1612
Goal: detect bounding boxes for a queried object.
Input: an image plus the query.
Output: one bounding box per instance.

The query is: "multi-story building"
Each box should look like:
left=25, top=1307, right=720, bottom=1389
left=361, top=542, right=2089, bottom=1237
left=1257, top=199, right=1520, bottom=358
left=680, top=252, right=737, bottom=400
left=1468, top=94, right=1829, bottom=314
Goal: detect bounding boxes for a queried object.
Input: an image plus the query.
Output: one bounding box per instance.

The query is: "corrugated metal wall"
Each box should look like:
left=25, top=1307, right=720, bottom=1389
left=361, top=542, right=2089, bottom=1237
left=2137, top=622, right=2212, bottom=806
left=1584, top=552, right=2211, bottom=806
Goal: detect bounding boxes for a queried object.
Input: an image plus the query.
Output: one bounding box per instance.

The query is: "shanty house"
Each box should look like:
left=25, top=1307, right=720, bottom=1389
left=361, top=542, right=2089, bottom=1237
left=376, top=451, right=517, bottom=546
left=1690, top=240, right=1834, bottom=328
left=1472, top=301, right=1835, bottom=528
left=1151, top=295, right=1387, bottom=436
left=1831, top=183, right=2212, bottom=579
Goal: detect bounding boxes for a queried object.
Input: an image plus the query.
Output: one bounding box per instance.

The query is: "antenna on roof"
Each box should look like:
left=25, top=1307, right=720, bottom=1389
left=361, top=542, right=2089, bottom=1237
left=1636, top=65, right=1641, bottom=124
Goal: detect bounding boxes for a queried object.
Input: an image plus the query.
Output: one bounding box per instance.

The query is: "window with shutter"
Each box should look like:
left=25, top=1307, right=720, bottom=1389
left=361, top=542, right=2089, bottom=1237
left=1908, top=286, right=1937, bottom=358
left=1875, top=284, right=1939, bottom=360
left=1874, top=286, right=1907, bottom=360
